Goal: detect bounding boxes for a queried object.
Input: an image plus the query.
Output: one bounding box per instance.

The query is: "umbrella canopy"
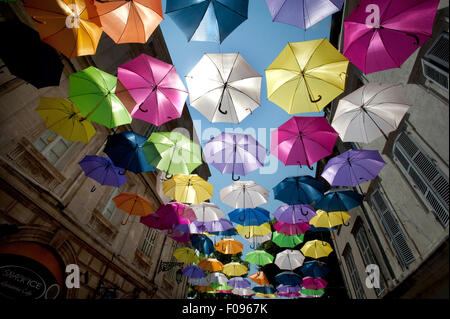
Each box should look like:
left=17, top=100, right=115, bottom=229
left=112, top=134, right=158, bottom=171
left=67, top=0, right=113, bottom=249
left=104, top=132, right=159, bottom=173
left=182, top=265, right=205, bottom=279
left=253, top=286, right=277, bottom=298
left=190, top=203, right=225, bottom=222
left=273, top=204, right=316, bottom=224
left=300, top=287, right=325, bottom=297
left=315, top=190, right=364, bottom=212
left=275, top=271, right=303, bottom=286
left=204, top=133, right=266, bottom=181
left=79, top=155, right=127, bottom=188
left=0, top=21, right=64, bottom=89
left=196, top=219, right=234, bottom=233
left=189, top=277, right=209, bottom=286
left=212, top=283, right=234, bottom=292
left=275, top=250, right=305, bottom=270
left=300, top=261, right=330, bottom=278
left=266, top=39, right=349, bottom=114
left=245, top=250, right=274, bottom=266
left=190, top=234, right=215, bottom=255
left=149, top=132, right=202, bottom=175
left=215, top=238, right=243, bottom=255
left=173, top=247, right=199, bottom=264
left=118, top=54, right=188, bottom=126
left=343, top=0, right=440, bottom=74
left=277, top=284, right=302, bottom=294
left=208, top=228, right=239, bottom=237
left=186, top=53, right=261, bottom=123
left=232, top=287, right=254, bottom=297
left=198, top=258, right=224, bottom=272
left=206, top=272, right=228, bottom=285
left=301, top=277, right=328, bottom=290
left=228, top=207, right=271, bottom=226
left=273, top=175, right=325, bottom=205
left=140, top=202, right=191, bottom=231
left=309, top=210, right=352, bottom=228
left=222, top=262, right=248, bottom=277
left=36, top=97, right=96, bottom=143
left=69, top=66, right=132, bottom=129
left=94, top=0, right=163, bottom=44
left=228, top=277, right=251, bottom=289
left=332, top=83, right=411, bottom=143
left=166, top=0, right=248, bottom=43
left=321, top=149, right=386, bottom=187
left=162, top=174, right=213, bottom=204
left=24, top=0, right=102, bottom=58
left=249, top=271, right=270, bottom=286
left=265, top=0, right=344, bottom=30
left=243, top=232, right=273, bottom=245
left=274, top=222, right=311, bottom=235
left=113, top=192, right=153, bottom=224
left=271, top=116, right=338, bottom=169
left=301, top=240, right=333, bottom=259
left=236, top=223, right=272, bottom=239
left=272, top=231, right=304, bottom=248
left=220, top=181, right=269, bottom=208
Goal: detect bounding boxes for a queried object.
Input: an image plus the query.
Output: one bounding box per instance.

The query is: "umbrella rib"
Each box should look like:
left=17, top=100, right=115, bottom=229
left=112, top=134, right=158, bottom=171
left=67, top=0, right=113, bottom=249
left=215, top=0, right=248, bottom=19
left=267, top=76, right=299, bottom=99
left=166, top=1, right=206, bottom=14
left=206, top=54, right=227, bottom=83
left=189, top=86, right=223, bottom=104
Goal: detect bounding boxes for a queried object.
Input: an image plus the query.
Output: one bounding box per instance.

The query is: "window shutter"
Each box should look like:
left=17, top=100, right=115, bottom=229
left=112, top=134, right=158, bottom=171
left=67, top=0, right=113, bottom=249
left=425, top=33, right=449, bottom=69
left=422, top=59, right=449, bottom=91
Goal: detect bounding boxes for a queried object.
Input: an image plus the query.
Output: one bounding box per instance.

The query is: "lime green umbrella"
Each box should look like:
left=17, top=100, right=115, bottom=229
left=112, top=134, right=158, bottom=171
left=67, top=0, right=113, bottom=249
left=69, top=66, right=132, bottom=129
left=301, top=288, right=325, bottom=297
left=148, top=132, right=203, bottom=176
left=141, top=141, right=162, bottom=168
left=210, top=283, right=233, bottom=291
left=245, top=250, right=274, bottom=266
left=272, top=231, right=304, bottom=248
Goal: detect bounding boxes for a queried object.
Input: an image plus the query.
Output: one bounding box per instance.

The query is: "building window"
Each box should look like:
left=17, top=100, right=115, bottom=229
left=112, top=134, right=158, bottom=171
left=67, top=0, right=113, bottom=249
left=421, top=32, right=449, bottom=91
left=140, top=228, right=159, bottom=258
left=102, top=187, right=125, bottom=226
left=343, top=245, right=365, bottom=299
left=393, top=131, right=449, bottom=227
left=33, top=130, right=74, bottom=166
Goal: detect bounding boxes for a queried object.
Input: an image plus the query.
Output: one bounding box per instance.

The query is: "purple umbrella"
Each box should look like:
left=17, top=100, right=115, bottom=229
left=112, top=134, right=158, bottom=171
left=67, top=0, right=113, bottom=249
left=274, top=204, right=316, bottom=224
left=203, top=219, right=235, bottom=233
left=228, top=277, right=251, bottom=289
left=182, top=265, right=206, bottom=279
left=277, top=284, right=302, bottom=293
left=265, top=0, right=344, bottom=30
left=79, top=155, right=126, bottom=192
left=204, top=132, right=266, bottom=181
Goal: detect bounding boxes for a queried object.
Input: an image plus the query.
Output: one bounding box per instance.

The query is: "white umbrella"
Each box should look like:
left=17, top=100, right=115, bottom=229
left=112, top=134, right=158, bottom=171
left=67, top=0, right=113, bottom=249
left=274, top=249, right=305, bottom=270
left=220, top=181, right=269, bottom=209
left=188, top=277, right=209, bottom=286
left=190, top=202, right=225, bottom=222
left=232, top=287, right=255, bottom=297
left=332, top=83, right=411, bottom=143
left=243, top=232, right=272, bottom=249
left=206, top=272, right=228, bottom=285
left=186, top=53, right=262, bottom=124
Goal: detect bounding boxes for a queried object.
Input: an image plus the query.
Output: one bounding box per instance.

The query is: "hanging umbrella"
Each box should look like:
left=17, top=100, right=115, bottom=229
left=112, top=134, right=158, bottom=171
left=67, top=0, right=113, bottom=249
left=117, top=54, right=188, bottom=126
left=162, top=174, right=213, bottom=204
left=190, top=234, right=215, bottom=255
left=228, top=207, right=270, bottom=226
left=309, top=210, right=352, bottom=228
left=68, top=66, right=132, bottom=129
left=300, top=260, right=330, bottom=278
left=215, top=238, right=243, bottom=255
left=204, top=133, right=266, bottom=181
left=249, top=271, right=270, bottom=286
left=104, top=132, right=159, bottom=174
left=245, top=250, right=274, bottom=266
left=243, top=232, right=272, bottom=250
left=24, top=0, right=102, bottom=58
left=271, top=116, right=338, bottom=169
left=273, top=204, right=316, bottom=224
left=236, top=223, right=272, bottom=239
left=209, top=228, right=239, bottom=237
left=253, top=286, right=277, bottom=298
left=186, top=53, right=261, bottom=123
left=0, top=21, right=64, bottom=89
left=182, top=265, right=205, bottom=279
left=212, top=283, right=234, bottom=292
left=36, top=97, right=96, bottom=143
left=343, top=0, right=440, bottom=74
left=265, top=0, right=344, bottom=30
left=220, top=181, right=269, bottom=209
left=195, top=285, right=215, bottom=292
left=277, top=284, right=302, bottom=294
left=94, top=0, right=163, bottom=44
left=173, top=248, right=199, bottom=264
left=316, top=190, right=364, bottom=212
left=232, top=287, right=254, bottom=297
left=275, top=271, right=303, bottom=286
left=198, top=219, right=234, bottom=233
left=79, top=155, right=126, bottom=191
left=309, top=225, right=339, bottom=232
left=113, top=192, right=153, bottom=225
left=274, top=222, right=311, bottom=236
left=206, top=272, right=229, bottom=286
left=228, top=277, right=251, bottom=289
left=301, top=240, right=333, bottom=259
left=273, top=175, right=325, bottom=205
left=222, top=262, right=248, bottom=277
left=190, top=203, right=225, bottom=222
left=321, top=149, right=386, bottom=187
left=272, top=231, right=304, bottom=248
left=167, top=230, right=191, bottom=243
left=275, top=250, right=305, bottom=270
left=266, top=39, right=349, bottom=114
left=300, top=287, right=325, bottom=297
left=301, top=277, right=328, bottom=290
left=140, top=202, right=191, bottom=231
left=189, top=276, right=209, bottom=286
left=198, top=258, right=224, bottom=272
left=166, top=0, right=248, bottom=43
left=332, top=83, right=411, bottom=143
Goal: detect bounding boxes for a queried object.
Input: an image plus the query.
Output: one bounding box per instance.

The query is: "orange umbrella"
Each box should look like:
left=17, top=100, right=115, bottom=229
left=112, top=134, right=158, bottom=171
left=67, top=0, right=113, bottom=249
left=94, top=0, right=163, bottom=44
left=24, top=0, right=102, bottom=58
left=249, top=271, right=270, bottom=286
left=113, top=192, right=154, bottom=225
left=198, top=258, right=224, bottom=272
left=215, top=239, right=243, bottom=255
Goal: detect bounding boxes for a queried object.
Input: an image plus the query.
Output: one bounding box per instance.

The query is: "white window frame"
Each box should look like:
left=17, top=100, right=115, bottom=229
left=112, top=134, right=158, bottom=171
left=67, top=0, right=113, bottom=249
left=101, top=187, right=125, bottom=225
left=140, top=228, right=159, bottom=259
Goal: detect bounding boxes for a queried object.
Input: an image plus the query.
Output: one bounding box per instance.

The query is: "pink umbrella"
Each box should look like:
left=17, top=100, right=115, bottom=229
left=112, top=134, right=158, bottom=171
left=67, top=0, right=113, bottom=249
left=118, top=53, right=188, bottom=126
left=270, top=117, right=338, bottom=170
left=344, top=0, right=440, bottom=74
left=140, top=202, right=191, bottom=231
left=274, top=222, right=311, bottom=235
left=301, top=277, right=328, bottom=290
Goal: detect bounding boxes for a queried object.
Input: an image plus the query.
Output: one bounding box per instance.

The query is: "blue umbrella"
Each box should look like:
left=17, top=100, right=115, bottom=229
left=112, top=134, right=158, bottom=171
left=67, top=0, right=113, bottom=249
left=273, top=176, right=324, bottom=205
left=79, top=155, right=127, bottom=192
left=300, top=261, right=330, bottom=278
left=315, top=190, right=364, bottom=212
left=208, top=228, right=239, bottom=236
left=253, top=286, right=276, bottom=295
left=308, top=225, right=339, bottom=232
left=228, top=207, right=270, bottom=226
left=182, top=265, right=206, bottom=279
left=166, top=0, right=249, bottom=43
left=190, top=234, right=215, bottom=255
left=275, top=271, right=303, bottom=286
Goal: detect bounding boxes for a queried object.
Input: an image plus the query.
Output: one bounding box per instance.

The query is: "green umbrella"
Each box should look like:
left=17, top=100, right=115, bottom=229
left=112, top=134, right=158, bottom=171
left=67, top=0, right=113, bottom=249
left=69, top=66, right=132, bottom=129
left=301, top=288, right=325, bottom=296
left=272, top=231, right=304, bottom=248
left=148, top=132, right=203, bottom=176
left=245, top=250, right=274, bottom=266
left=210, top=283, right=233, bottom=291
left=142, top=141, right=162, bottom=168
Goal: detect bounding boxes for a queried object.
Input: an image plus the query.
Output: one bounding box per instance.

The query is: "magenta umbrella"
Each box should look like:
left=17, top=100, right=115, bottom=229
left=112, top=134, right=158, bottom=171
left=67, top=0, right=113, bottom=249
left=344, top=0, right=440, bottom=74
left=118, top=53, right=188, bottom=126
left=274, top=222, right=311, bottom=235
left=140, top=202, right=192, bottom=231
left=271, top=117, right=338, bottom=170
left=301, top=277, right=328, bottom=290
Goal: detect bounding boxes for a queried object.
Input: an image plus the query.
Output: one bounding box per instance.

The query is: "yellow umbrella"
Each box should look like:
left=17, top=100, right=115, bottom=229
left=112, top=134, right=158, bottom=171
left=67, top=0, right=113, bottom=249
left=222, top=262, right=248, bottom=277
left=255, top=292, right=278, bottom=298
left=198, top=258, right=223, bottom=272
left=36, top=97, right=96, bottom=143
left=215, top=238, right=243, bottom=255
left=300, top=240, right=333, bottom=259
left=173, top=248, right=199, bottom=264
left=309, top=210, right=351, bottom=228
left=236, top=223, right=271, bottom=239
left=162, top=174, right=213, bottom=204
left=266, top=38, right=349, bottom=114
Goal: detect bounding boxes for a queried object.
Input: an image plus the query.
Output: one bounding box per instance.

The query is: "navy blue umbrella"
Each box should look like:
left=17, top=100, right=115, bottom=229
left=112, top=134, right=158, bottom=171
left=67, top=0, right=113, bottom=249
left=275, top=271, right=303, bottom=286
left=308, top=225, right=339, bottom=232
left=228, top=207, right=270, bottom=226
left=190, top=234, right=215, bottom=255
left=300, top=261, right=330, bottom=278
left=315, top=190, right=364, bottom=212
left=253, top=286, right=276, bottom=295
left=208, top=228, right=239, bottom=236
left=273, top=176, right=324, bottom=205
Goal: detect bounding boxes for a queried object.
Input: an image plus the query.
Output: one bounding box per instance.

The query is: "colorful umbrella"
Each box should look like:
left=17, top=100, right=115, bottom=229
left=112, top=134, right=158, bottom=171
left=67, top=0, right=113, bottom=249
left=94, top=0, right=163, bottom=44
left=197, top=219, right=234, bottom=233
left=220, top=181, right=269, bottom=209
left=249, top=271, right=270, bottom=286
left=271, top=116, right=338, bottom=169
left=275, top=250, right=305, bottom=270
left=212, top=283, right=234, bottom=292
left=275, top=271, right=303, bottom=286
left=140, top=202, right=191, bottom=231
left=209, top=228, right=239, bottom=237
left=204, top=133, right=266, bottom=181
left=182, top=265, right=205, bottom=279
left=273, top=204, right=316, bottom=224
left=266, top=39, right=349, bottom=114
left=301, top=240, right=333, bottom=259
left=332, top=83, right=411, bottom=143
left=189, top=276, right=209, bottom=286
left=309, top=210, right=352, bottom=228
left=222, top=262, right=248, bottom=277
left=190, top=234, right=215, bottom=255
left=315, top=190, right=364, bottom=212
left=343, top=0, right=440, bottom=74
left=245, top=250, right=274, bottom=266
left=272, top=231, right=304, bottom=248
left=228, top=207, right=271, bottom=226
left=236, top=223, right=272, bottom=239
left=162, top=174, right=213, bottom=204
left=173, top=247, right=199, bottom=264
left=265, top=0, right=344, bottom=30
left=68, top=67, right=132, bottom=129
left=301, top=277, right=328, bottom=290
left=206, top=272, right=228, bottom=285
left=117, top=54, right=188, bottom=126
left=273, top=175, right=325, bottom=205
left=228, top=277, right=251, bottom=289
left=253, top=286, right=277, bottom=298
left=166, top=0, right=248, bottom=43
left=243, top=232, right=272, bottom=250
left=232, top=287, right=254, bottom=297
left=277, top=284, right=302, bottom=294
left=36, top=97, right=96, bottom=143
left=321, top=149, right=386, bottom=187
left=186, top=53, right=261, bottom=123
left=300, top=260, right=330, bottom=278
left=274, top=222, right=311, bottom=235
left=300, top=287, right=325, bottom=297
left=198, top=258, right=224, bottom=272
left=215, top=238, right=243, bottom=255
left=24, top=0, right=102, bottom=58
left=190, top=203, right=225, bottom=222
left=79, top=155, right=126, bottom=191
left=113, top=192, right=153, bottom=224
